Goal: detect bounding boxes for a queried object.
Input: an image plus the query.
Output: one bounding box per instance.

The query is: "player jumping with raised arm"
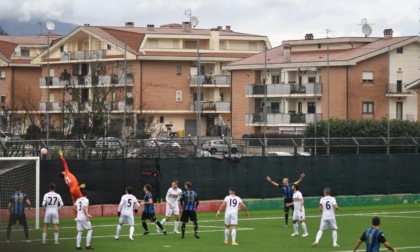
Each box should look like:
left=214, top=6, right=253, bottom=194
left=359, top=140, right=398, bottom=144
left=59, top=150, right=85, bottom=204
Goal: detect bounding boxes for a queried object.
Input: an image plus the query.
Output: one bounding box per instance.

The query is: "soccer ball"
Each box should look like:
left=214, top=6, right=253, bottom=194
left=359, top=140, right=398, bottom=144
left=40, top=148, right=48, bottom=155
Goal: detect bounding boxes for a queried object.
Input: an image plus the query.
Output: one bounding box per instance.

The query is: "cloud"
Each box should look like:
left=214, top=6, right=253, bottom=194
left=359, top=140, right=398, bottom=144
left=0, top=0, right=73, bottom=21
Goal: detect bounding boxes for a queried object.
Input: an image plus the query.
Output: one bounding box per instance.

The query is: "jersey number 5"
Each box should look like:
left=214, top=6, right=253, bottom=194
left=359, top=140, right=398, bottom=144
left=127, top=199, right=132, bottom=207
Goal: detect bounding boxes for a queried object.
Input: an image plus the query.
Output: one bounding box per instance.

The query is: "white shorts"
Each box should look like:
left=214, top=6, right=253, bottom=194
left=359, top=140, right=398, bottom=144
left=44, top=211, right=59, bottom=224
left=165, top=204, right=180, bottom=217
left=292, top=210, right=305, bottom=221
left=224, top=212, right=239, bottom=226
left=119, top=214, right=135, bottom=226
left=77, top=220, right=92, bottom=231
left=319, top=219, right=338, bottom=230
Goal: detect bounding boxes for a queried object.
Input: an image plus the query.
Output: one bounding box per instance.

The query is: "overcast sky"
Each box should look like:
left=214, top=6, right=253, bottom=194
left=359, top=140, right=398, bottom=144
left=1, top=0, right=419, bottom=46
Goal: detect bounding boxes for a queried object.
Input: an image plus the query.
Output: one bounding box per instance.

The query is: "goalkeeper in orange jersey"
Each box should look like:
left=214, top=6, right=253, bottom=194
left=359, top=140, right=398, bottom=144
left=59, top=150, right=86, bottom=203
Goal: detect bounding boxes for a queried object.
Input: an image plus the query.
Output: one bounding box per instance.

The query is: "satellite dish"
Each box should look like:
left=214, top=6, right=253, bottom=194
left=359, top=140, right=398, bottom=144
left=190, top=16, right=199, bottom=27
left=362, top=23, right=372, bottom=37
left=14, top=46, right=21, bottom=54
left=46, top=21, right=55, bottom=31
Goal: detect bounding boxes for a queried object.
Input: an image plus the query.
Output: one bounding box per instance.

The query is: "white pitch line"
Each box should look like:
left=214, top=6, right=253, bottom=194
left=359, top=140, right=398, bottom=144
left=337, top=246, right=420, bottom=252
left=0, top=228, right=255, bottom=244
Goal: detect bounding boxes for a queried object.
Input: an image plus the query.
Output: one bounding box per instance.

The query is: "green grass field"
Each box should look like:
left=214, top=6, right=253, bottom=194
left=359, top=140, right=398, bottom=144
left=1, top=204, right=419, bottom=252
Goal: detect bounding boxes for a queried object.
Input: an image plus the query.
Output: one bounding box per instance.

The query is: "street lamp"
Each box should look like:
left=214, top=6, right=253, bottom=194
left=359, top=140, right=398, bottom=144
left=46, top=21, right=55, bottom=142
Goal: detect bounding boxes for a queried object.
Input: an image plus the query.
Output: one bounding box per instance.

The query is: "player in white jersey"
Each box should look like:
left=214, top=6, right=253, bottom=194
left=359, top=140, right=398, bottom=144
left=74, top=190, right=94, bottom=250
left=115, top=186, right=140, bottom=240
left=286, top=184, right=308, bottom=237
left=158, top=181, right=183, bottom=233
left=42, top=183, right=64, bottom=244
left=312, top=187, right=340, bottom=248
left=216, top=187, right=249, bottom=246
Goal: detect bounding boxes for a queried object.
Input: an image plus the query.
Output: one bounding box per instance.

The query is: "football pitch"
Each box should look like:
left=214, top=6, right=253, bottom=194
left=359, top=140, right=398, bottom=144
left=1, top=204, right=419, bottom=252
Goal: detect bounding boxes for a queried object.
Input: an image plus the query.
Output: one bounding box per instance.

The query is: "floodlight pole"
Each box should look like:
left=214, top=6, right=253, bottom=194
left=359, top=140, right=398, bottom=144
left=46, top=31, right=51, bottom=144
left=123, top=36, right=127, bottom=140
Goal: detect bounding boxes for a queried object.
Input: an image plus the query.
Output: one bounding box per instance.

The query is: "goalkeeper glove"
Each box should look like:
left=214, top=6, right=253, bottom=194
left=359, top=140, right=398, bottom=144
left=117, top=212, right=121, bottom=217
left=134, top=209, right=138, bottom=213
left=58, top=150, right=64, bottom=156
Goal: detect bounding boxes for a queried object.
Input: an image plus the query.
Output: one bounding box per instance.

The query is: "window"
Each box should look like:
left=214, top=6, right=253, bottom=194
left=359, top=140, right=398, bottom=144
left=317, top=44, right=321, bottom=49
left=362, top=102, right=374, bottom=114
left=396, top=47, right=403, bottom=54
left=126, top=65, right=132, bottom=74
left=107, top=44, right=112, bottom=50
left=219, top=41, right=226, bottom=50
left=308, top=77, right=316, bottom=83
left=0, top=95, right=5, bottom=104
left=249, top=42, right=257, bottom=50
left=362, top=72, right=374, bottom=83
left=0, top=71, right=5, bottom=79
left=81, top=89, right=89, bottom=103
left=184, top=41, right=197, bottom=49
left=176, top=65, right=182, bottom=75
left=176, top=91, right=182, bottom=101
left=271, top=75, right=280, bottom=84
left=60, top=45, right=64, bottom=52
left=159, top=116, right=164, bottom=123
left=21, top=49, right=30, bottom=57
left=271, top=103, right=280, bottom=113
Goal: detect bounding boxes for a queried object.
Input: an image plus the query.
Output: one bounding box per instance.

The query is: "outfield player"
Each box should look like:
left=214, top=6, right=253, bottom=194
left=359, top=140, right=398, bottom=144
left=6, top=186, right=31, bottom=242
left=115, top=186, right=140, bottom=241
left=74, top=190, right=94, bottom=250
left=42, top=183, right=64, bottom=245
left=59, top=150, right=86, bottom=204
left=286, top=183, right=308, bottom=237
left=352, top=216, right=397, bottom=252
left=141, top=184, right=167, bottom=235
left=216, top=187, right=249, bottom=246
left=159, top=181, right=182, bottom=234
left=312, top=188, right=339, bottom=248
left=180, top=181, right=199, bottom=239
left=266, top=173, right=305, bottom=227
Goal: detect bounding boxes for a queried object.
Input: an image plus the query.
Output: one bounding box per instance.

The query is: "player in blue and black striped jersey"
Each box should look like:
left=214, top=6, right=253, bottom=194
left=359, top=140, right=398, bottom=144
left=352, top=216, right=397, bottom=252
left=180, top=182, right=199, bottom=239
left=266, top=173, right=305, bottom=227
left=6, top=186, right=31, bottom=242
left=140, top=184, right=167, bottom=235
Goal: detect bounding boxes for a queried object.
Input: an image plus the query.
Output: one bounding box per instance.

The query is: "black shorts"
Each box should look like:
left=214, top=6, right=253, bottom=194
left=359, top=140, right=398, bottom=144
left=181, top=210, right=197, bottom=223
left=8, top=214, right=27, bottom=226
left=141, top=212, right=157, bottom=222
left=284, top=198, right=294, bottom=212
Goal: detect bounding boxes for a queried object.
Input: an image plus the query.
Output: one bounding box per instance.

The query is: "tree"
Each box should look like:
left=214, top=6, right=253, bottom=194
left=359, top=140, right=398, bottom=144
left=0, top=26, right=8, bottom=35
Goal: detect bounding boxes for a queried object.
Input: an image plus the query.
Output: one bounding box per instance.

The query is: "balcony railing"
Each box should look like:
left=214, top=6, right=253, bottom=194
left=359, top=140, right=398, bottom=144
left=190, top=75, right=231, bottom=86
left=387, top=83, right=411, bottom=96
left=39, top=102, right=62, bottom=112
left=192, top=101, right=231, bottom=112
left=59, top=50, right=107, bottom=61
left=40, top=74, right=133, bottom=87
left=246, top=83, right=322, bottom=96
left=246, top=113, right=322, bottom=125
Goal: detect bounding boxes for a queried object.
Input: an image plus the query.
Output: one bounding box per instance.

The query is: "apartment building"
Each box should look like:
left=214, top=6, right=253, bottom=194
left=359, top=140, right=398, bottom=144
left=224, top=30, right=420, bottom=138
left=31, top=22, right=270, bottom=137
left=0, top=34, right=61, bottom=134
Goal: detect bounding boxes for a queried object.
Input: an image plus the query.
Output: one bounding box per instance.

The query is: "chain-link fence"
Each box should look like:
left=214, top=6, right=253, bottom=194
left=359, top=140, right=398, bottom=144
left=0, top=137, right=418, bottom=160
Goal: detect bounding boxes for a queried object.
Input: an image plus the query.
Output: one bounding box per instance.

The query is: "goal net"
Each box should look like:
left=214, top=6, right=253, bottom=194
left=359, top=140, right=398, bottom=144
left=0, top=157, right=40, bottom=230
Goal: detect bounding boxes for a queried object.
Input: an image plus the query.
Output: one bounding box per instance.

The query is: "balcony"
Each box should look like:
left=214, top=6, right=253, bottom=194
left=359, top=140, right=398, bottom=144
left=192, top=101, right=231, bottom=113
left=388, top=113, right=416, bottom=121
left=246, top=113, right=321, bottom=125
left=246, top=83, right=322, bottom=97
left=40, top=74, right=133, bottom=88
left=59, top=50, right=107, bottom=61
left=190, top=75, right=231, bottom=87
left=113, top=101, right=133, bottom=111
left=386, top=83, right=412, bottom=97
left=39, top=102, right=62, bottom=112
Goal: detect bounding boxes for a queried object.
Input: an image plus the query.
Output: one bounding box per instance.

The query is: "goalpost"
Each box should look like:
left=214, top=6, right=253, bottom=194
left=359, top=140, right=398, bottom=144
left=0, top=157, right=40, bottom=230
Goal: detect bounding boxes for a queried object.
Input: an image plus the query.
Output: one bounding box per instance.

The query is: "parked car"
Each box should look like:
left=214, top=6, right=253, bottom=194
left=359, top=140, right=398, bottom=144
left=201, top=140, right=238, bottom=155
left=268, top=152, right=293, bottom=157
left=137, top=138, right=181, bottom=149
left=295, top=152, right=311, bottom=156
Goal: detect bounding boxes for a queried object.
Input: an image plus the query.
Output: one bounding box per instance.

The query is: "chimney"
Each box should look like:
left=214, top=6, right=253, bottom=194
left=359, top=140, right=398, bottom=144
left=305, top=33, right=314, bottom=40
left=125, top=22, right=134, bottom=28
left=383, top=29, right=393, bottom=39
left=283, top=44, right=291, bottom=63
left=217, top=26, right=222, bottom=31
left=84, top=24, right=90, bottom=27
left=225, top=25, right=231, bottom=31
left=182, top=21, right=191, bottom=32
left=147, top=24, right=155, bottom=31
